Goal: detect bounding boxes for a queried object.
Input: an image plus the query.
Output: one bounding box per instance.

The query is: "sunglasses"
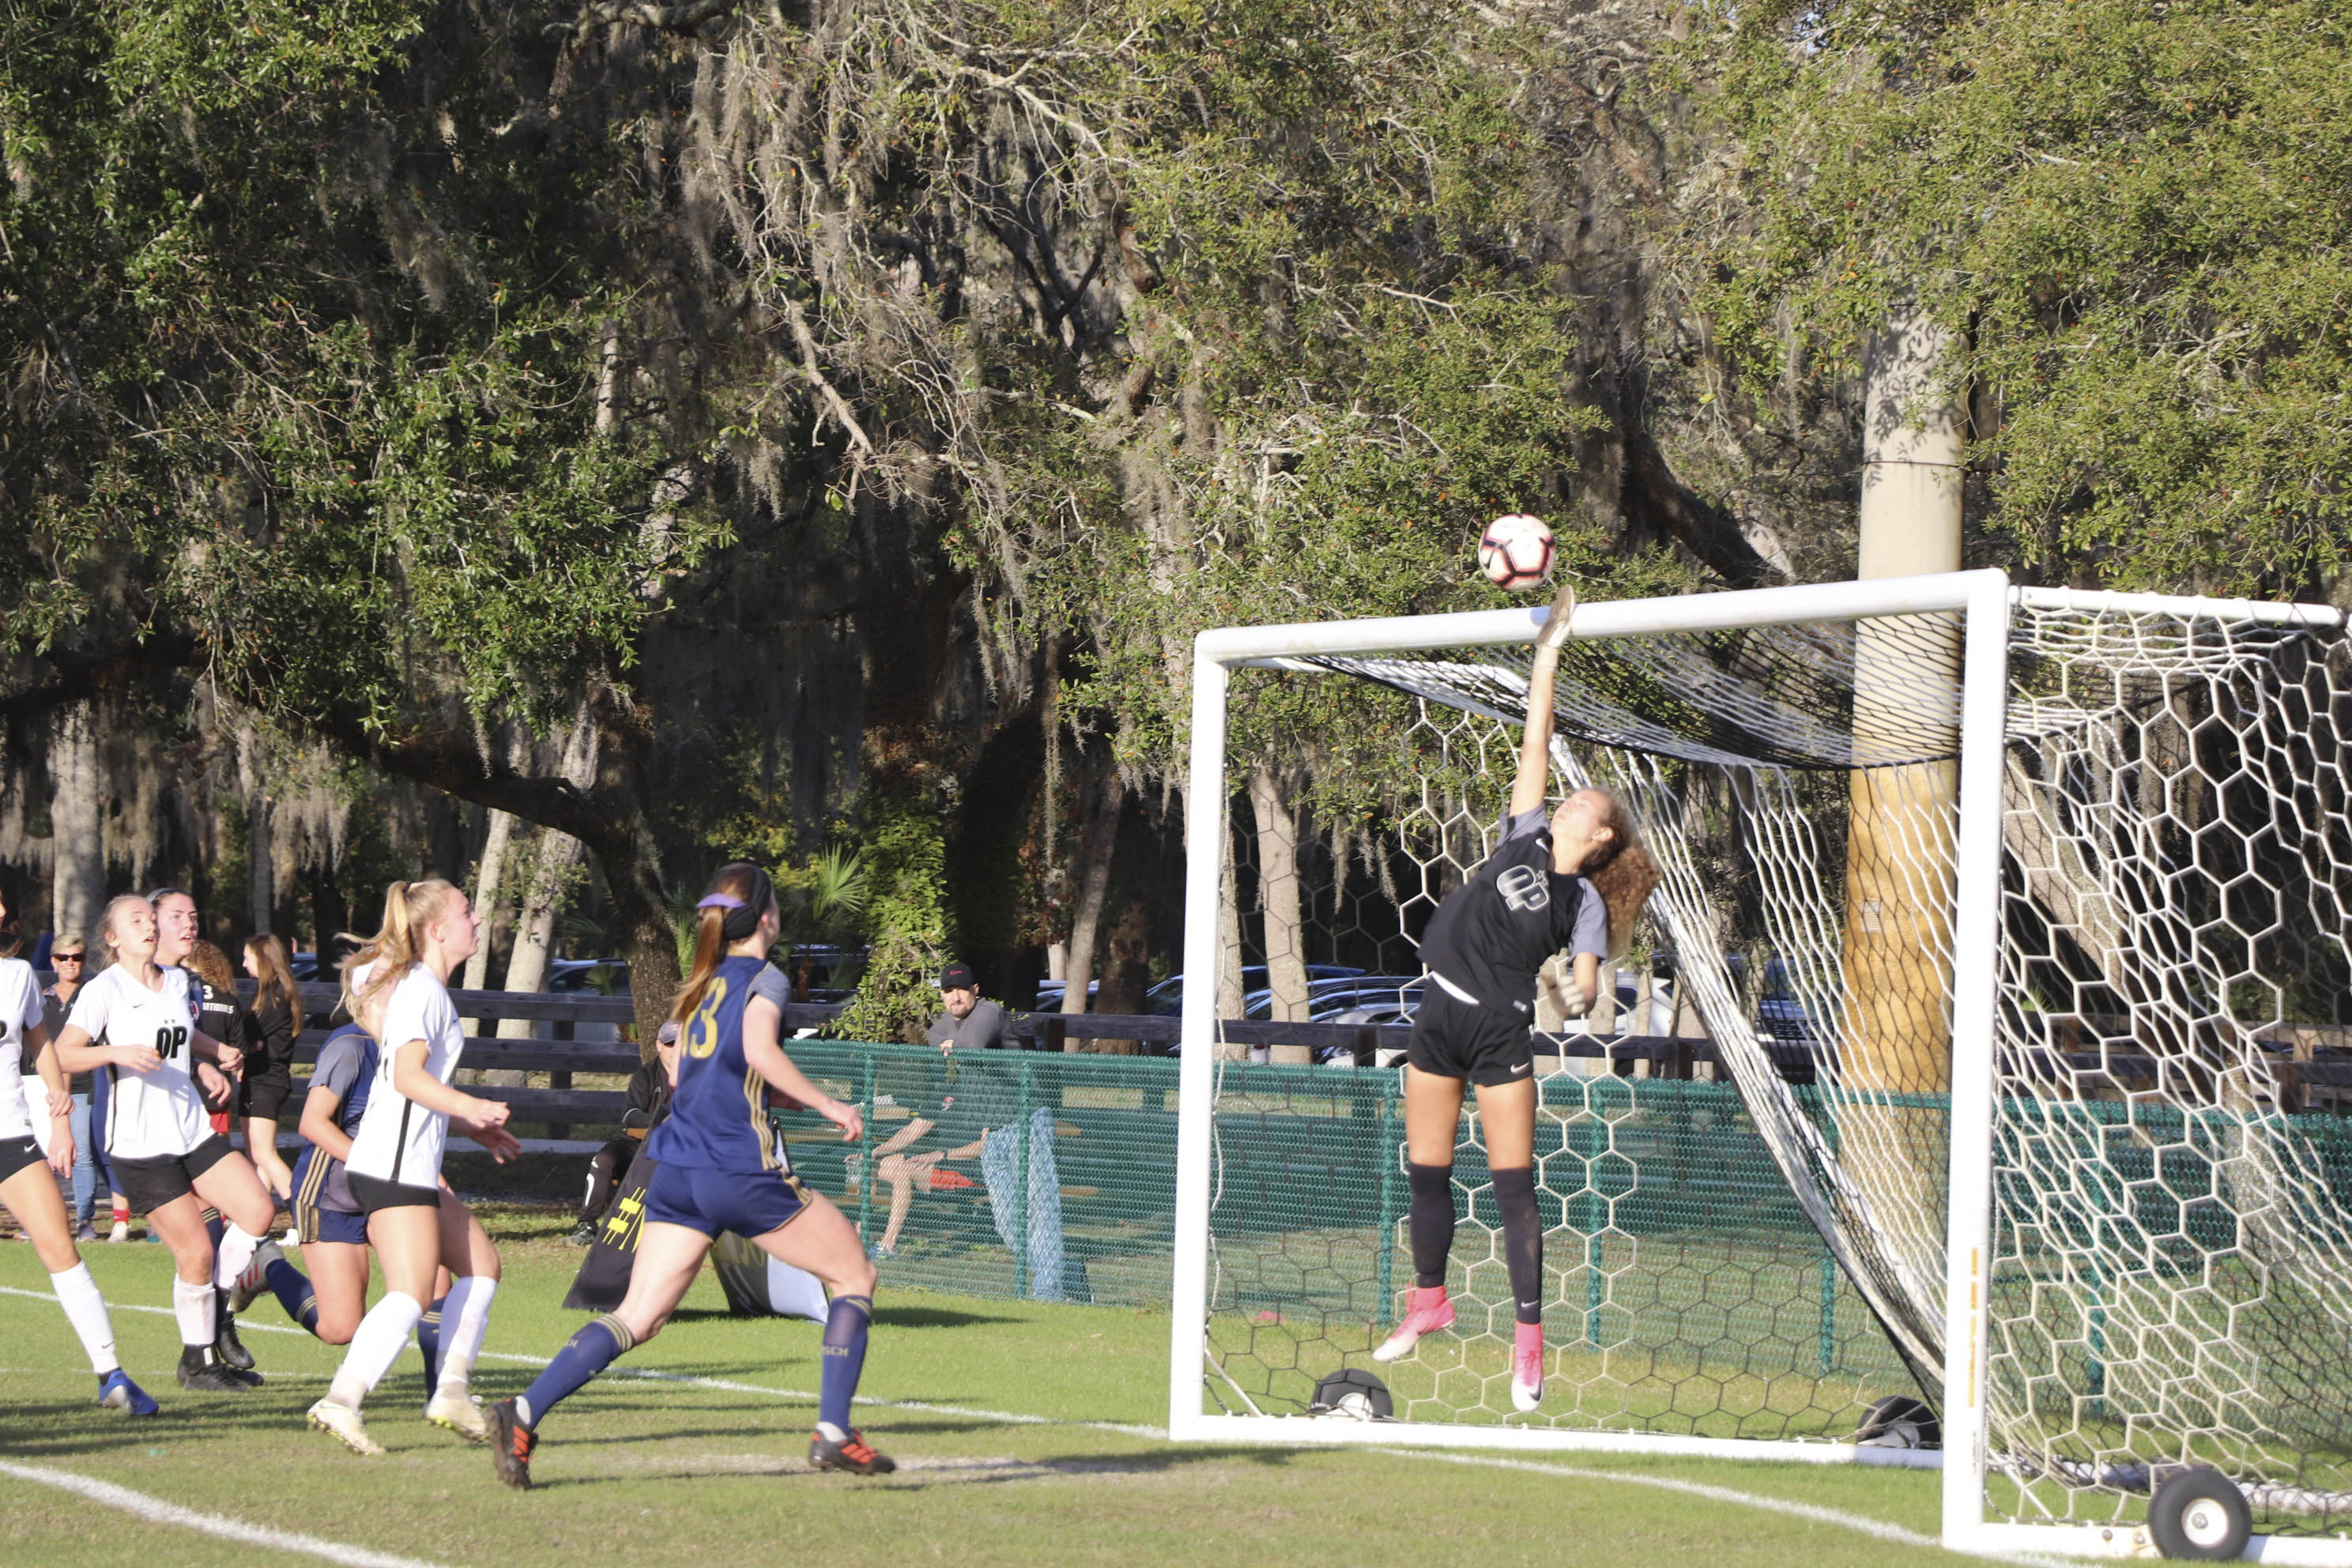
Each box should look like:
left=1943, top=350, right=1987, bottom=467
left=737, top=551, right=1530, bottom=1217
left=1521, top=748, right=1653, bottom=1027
left=51, top=952, right=85, bottom=963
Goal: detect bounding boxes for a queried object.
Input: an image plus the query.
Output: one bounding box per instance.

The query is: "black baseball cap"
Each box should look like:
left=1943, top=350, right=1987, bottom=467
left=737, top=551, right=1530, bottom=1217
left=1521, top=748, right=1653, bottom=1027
left=938, top=961, right=978, bottom=992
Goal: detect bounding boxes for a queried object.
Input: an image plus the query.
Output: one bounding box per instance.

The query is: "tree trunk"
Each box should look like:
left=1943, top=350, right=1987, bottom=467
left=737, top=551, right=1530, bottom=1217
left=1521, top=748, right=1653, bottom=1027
left=246, top=792, right=274, bottom=937
left=1091, top=895, right=1152, bottom=1054
left=48, top=700, right=104, bottom=944
left=462, top=808, right=517, bottom=1030
left=1249, top=768, right=1310, bottom=1026
left=1216, top=793, right=1247, bottom=1060
left=1060, top=757, right=1122, bottom=1024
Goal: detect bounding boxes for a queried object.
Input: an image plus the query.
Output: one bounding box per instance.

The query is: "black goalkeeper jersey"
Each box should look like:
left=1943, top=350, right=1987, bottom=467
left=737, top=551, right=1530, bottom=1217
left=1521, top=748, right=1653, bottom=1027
left=1416, top=808, right=1608, bottom=1017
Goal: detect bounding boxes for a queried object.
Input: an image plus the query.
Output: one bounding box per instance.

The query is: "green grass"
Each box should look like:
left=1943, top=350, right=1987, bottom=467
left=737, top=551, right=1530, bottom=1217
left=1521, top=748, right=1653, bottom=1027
left=0, top=1204, right=1989, bottom=1566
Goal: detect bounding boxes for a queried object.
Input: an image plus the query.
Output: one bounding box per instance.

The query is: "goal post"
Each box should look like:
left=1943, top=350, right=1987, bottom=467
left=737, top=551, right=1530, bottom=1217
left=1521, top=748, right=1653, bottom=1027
left=1168, top=568, right=2352, bottom=1562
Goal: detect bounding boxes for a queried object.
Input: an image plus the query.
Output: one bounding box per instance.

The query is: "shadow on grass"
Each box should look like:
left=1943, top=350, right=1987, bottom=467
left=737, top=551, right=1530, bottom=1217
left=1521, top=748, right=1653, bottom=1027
left=522, top=1444, right=1281, bottom=1494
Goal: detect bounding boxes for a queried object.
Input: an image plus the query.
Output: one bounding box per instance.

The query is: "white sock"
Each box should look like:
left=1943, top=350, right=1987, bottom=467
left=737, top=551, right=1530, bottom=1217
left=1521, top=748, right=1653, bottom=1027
left=434, top=1276, right=499, bottom=1397
left=326, top=1291, right=424, bottom=1410
left=51, top=1265, right=119, bottom=1375
left=172, top=1276, right=216, bottom=1348
left=212, top=1223, right=265, bottom=1291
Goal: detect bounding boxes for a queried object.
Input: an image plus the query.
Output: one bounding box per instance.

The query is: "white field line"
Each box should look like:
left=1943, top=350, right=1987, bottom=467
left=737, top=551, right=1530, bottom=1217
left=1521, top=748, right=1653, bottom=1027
left=1375, top=1450, right=2072, bottom=1568
left=0, top=1457, right=451, bottom=1568
left=3, top=1286, right=2031, bottom=1562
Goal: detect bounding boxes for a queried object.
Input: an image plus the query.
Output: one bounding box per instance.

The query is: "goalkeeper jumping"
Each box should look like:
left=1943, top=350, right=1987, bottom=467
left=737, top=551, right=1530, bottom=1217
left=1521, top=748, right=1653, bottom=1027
left=1374, top=581, right=1660, bottom=1412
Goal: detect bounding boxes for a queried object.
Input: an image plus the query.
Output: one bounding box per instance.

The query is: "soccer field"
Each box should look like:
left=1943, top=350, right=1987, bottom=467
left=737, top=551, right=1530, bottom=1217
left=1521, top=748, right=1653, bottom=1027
left=0, top=1209, right=2001, bottom=1568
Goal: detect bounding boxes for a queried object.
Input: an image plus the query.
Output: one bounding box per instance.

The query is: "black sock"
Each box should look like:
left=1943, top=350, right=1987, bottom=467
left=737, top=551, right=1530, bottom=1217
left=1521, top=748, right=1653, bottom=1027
left=1492, top=1167, right=1543, bottom=1325
left=1407, top=1162, right=1456, bottom=1291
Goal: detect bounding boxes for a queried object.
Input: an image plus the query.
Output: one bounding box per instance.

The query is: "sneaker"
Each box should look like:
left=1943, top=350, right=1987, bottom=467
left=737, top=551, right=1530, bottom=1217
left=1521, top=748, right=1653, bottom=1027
left=97, top=1369, right=160, bottom=1416
left=75, top=1224, right=99, bottom=1243
left=487, top=1399, right=535, bottom=1489
left=426, top=1389, right=489, bottom=1443
left=279, top=1227, right=301, bottom=1248
left=809, top=1426, right=895, bottom=1476
left=175, top=1347, right=250, bottom=1393
left=229, top=1242, right=282, bottom=1314
left=308, top=1396, right=386, bottom=1457
left=563, top=1222, right=597, bottom=1247
left=866, top=1242, right=897, bottom=1261
left=1372, top=1285, right=1457, bottom=1363
left=106, top=1220, right=128, bottom=1243
left=1510, top=1321, right=1544, bottom=1412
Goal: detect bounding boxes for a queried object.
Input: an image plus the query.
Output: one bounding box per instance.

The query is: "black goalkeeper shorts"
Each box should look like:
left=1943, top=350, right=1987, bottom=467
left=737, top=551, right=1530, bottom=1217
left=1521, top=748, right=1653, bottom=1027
left=1407, top=985, right=1537, bottom=1087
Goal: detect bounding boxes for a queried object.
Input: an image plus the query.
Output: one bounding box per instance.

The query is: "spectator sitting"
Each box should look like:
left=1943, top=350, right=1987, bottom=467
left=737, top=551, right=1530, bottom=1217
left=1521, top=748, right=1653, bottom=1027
left=854, top=963, right=1012, bottom=1258
left=565, top=1021, right=680, bottom=1246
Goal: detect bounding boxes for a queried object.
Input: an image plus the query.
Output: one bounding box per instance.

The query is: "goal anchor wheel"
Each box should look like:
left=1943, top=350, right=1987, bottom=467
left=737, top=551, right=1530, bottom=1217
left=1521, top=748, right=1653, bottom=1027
left=2147, top=1468, right=2250, bottom=1561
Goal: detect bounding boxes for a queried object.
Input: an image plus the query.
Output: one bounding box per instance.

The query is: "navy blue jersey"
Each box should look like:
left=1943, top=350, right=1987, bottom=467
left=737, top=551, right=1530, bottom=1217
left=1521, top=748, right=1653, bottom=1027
left=289, top=1024, right=376, bottom=1216
left=644, top=956, right=791, bottom=1174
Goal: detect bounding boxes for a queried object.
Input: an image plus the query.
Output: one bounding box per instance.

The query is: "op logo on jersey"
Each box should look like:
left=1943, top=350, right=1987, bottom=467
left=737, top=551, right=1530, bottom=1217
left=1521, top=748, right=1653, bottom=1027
left=684, top=977, right=729, bottom=1059
left=154, top=1023, right=189, bottom=1061
left=1495, top=865, right=1550, bottom=913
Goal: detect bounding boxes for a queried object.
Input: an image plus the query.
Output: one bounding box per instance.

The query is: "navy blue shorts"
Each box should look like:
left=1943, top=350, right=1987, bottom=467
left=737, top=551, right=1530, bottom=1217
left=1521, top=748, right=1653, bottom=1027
left=295, top=1202, right=368, bottom=1246
left=643, top=1161, right=810, bottom=1238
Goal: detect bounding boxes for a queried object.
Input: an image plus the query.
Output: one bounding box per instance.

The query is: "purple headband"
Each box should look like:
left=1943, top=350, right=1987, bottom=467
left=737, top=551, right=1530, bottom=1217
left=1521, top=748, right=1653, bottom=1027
left=696, top=893, right=746, bottom=911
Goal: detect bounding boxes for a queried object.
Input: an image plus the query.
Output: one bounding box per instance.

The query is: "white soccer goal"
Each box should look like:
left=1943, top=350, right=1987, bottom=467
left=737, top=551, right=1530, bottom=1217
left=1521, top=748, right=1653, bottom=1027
left=1168, top=569, right=2352, bottom=1562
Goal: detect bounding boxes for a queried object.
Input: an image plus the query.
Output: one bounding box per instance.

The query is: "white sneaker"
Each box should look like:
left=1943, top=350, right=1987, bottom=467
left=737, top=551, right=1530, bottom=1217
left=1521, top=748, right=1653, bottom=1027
left=426, top=1389, right=489, bottom=1443
left=106, top=1221, right=129, bottom=1244
left=280, top=1227, right=302, bottom=1248
left=308, top=1397, right=385, bottom=1457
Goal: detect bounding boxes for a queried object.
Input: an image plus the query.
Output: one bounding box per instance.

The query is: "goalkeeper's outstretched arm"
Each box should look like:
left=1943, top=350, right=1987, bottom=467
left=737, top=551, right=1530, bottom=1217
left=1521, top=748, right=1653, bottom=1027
left=1510, top=581, right=1578, bottom=816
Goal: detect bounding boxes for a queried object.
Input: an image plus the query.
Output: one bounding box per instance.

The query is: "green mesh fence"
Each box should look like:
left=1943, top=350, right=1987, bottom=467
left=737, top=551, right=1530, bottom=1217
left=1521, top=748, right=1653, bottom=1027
left=775, top=1042, right=1182, bottom=1307
left=778, top=1043, right=2352, bottom=1466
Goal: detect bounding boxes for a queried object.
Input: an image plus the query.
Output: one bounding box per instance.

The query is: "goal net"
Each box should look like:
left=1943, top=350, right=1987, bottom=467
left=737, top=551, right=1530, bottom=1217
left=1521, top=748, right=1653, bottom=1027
left=1168, top=571, right=2352, bottom=1559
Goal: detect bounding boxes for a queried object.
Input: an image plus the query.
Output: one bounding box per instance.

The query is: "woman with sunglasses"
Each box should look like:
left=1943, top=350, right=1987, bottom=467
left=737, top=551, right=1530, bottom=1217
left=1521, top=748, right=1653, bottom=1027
left=35, top=933, right=104, bottom=1240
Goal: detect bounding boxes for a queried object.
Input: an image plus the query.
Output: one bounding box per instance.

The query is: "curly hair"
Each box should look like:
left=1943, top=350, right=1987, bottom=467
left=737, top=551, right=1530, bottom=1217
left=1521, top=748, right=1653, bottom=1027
left=1574, top=790, right=1660, bottom=959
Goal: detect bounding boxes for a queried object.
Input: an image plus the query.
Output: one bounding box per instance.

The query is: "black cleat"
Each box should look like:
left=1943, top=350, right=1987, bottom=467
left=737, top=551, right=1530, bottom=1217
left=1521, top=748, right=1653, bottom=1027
left=214, top=1295, right=256, bottom=1371
left=809, top=1427, right=895, bottom=1476
left=176, top=1347, right=250, bottom=1392
left=487, top=1399, right=535, bottom=1490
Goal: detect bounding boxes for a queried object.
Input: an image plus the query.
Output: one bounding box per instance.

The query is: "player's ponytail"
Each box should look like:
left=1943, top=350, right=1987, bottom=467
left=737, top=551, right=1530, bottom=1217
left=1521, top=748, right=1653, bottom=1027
left=670, top=861, right=777, bottom=1027
left=1577, top=791, right=1660, bottom=959
left=343, top=878, right=460, bottom=1012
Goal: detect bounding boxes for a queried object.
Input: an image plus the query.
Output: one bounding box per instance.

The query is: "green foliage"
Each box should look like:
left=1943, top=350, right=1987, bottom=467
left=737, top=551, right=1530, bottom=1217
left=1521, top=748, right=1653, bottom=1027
left=828, top=799, right=951, bottom=1045
left=0, top=0, right=724, bottom=733
left=1681, top=0, right=2352, bottom=592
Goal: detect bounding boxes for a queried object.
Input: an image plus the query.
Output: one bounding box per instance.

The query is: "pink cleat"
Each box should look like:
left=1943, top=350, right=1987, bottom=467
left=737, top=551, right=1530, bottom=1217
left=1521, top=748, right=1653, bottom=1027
left=1373, top=1286, right=1456, bottom=1363
left=1510, top=1320, right=1544, bottom=1412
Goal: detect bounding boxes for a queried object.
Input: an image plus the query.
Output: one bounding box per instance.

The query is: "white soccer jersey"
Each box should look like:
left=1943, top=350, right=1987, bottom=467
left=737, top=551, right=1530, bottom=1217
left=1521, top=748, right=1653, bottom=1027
left=70, top=963, right=209, bottom=1160
left=0, top=959, right=46, bottom=1141
left=345, top=963, right=467, bottom=1187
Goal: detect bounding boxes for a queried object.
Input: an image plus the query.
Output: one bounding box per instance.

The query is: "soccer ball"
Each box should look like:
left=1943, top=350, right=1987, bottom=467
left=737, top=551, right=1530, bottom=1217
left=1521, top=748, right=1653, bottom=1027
left=1477, top=514, right=1553, bottom=590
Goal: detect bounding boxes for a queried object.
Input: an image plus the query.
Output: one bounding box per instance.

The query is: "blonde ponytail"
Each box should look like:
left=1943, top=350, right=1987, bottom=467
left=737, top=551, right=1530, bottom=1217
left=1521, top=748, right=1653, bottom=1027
left=342, top=878, right=459, bottom=1012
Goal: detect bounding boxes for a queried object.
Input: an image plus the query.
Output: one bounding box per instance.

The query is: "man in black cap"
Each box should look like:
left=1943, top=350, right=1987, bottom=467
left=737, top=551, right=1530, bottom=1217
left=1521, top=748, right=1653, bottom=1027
left=925, top=962, right=1013, bottom=1054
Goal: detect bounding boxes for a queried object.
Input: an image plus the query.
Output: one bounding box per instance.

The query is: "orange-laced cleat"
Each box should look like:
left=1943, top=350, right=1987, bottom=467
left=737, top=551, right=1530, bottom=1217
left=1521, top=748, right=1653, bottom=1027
left=1372, top=1285, right=1456, bottom=1363
left=488, top=1399, right=537, bottom=1489
left=809, top=1427, right=896, bottom=1476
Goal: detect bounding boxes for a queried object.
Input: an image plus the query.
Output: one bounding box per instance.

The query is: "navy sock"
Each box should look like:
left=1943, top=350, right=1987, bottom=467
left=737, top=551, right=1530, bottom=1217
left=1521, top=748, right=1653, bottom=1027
left=1407, top=1162, right=1456, bottom=1291
left=515, top=1314, right=634, bottom=1431
left=818, top=1295, right=873, bottom=1433
left=265, top=1257, right=318, bottom=1335
left=415, top=1293, right=446, bottom=1386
